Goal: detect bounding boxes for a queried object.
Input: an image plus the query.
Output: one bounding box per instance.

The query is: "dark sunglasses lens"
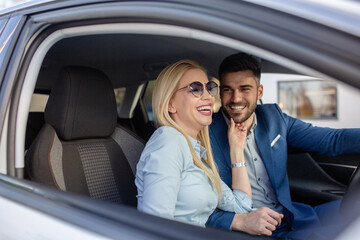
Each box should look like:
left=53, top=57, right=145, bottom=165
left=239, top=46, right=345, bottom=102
left=189, top=82, right=204, bottom=97
left=206, top=81, right=218, bottom=96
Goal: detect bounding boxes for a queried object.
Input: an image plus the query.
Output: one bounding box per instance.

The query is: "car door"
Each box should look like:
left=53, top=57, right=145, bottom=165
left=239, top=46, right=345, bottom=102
left=1, top=1, right=360, bottom=239
left=287, top=144, right=359, bottom=206
left=260, top=72, right=360, bottom=206
left=0, top=1, right=283, bottom=239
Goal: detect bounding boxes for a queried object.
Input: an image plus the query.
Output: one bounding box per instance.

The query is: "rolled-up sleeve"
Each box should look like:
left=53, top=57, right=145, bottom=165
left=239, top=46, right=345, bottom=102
left=217, top=181, right=254, bottom=213
left=136, top=130, right=184, bottom=219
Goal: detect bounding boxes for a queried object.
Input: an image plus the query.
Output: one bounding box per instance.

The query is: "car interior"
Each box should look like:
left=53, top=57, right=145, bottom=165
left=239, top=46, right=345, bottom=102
left=20, top=25, right=359, bottom=228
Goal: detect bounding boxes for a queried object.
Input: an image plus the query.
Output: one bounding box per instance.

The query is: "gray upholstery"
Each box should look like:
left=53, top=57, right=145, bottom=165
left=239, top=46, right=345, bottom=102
left=26, top=66, right=144, bottom=206
left=45, top=66, right=117, bottom=140
left=78, top=142, right=122, bottom=203
left=49, top=131, right=65, bottom=190
left=112, top=126, right=145, bottom=174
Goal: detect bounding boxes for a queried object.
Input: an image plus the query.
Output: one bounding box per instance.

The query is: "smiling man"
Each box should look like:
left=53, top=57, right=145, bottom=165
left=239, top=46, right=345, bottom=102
left=220, top=69, right=262, bottom=130
left=206, top=52, right=360, bottom=239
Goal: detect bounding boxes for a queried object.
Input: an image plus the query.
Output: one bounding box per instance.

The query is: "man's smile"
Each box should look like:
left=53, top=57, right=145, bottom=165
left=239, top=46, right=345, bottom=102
left=229, top=105, right=246, bottom=112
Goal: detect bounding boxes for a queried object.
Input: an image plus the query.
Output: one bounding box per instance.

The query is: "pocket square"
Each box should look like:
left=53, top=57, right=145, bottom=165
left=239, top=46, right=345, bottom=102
left=270, top=134, right=281, bottom=147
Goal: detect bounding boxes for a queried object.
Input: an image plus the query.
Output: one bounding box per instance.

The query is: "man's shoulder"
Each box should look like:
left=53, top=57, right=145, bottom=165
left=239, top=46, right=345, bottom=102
left=255, top=104, right=288, bottom=127
left=256, top=103, right=283, bottom=117
left=256, top=103, right=280, bottom=111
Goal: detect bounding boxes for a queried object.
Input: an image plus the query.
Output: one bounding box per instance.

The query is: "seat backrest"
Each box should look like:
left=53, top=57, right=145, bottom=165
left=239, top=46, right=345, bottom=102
left=26, top=66, right=144, bottom=207
left=25, top=112, right=45, bottom=150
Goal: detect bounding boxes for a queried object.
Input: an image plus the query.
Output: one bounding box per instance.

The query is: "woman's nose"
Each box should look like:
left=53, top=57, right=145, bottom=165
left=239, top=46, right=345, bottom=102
left=201, top=87, right=214, bottom=101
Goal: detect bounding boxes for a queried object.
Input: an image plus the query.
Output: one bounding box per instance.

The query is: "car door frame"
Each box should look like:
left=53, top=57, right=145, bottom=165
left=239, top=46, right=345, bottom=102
left=1, top=1, right=360, bottom=239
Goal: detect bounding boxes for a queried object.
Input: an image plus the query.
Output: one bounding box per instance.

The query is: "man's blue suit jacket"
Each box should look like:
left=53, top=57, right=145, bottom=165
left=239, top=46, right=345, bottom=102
left=207, top=104, right=360, bottom=230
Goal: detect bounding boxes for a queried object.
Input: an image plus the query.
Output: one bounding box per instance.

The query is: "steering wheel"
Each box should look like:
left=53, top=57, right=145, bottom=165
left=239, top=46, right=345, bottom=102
left=340, top=162, right=360, bottom=215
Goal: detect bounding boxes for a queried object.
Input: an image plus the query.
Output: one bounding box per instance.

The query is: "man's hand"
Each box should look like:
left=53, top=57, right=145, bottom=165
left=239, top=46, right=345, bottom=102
left=231, top=207, right=284, bottom=236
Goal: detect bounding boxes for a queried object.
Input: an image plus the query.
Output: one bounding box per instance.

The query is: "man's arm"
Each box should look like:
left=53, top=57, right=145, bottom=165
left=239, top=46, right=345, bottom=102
left=207, top=208, right=283, bottom=236
left=206, top=209, right=235, bottom=230
left=277, top=104, right=360, bottom=156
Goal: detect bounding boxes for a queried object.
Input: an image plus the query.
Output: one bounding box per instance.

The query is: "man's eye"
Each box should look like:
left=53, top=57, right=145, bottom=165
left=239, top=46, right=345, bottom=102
left=222, top=88, right=231, bottom=92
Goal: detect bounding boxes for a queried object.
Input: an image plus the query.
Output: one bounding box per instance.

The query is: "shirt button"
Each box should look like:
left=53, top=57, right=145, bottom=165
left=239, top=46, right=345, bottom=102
left=257, top=178, right=261, bottom=181
left=254, top=158, right=257, bottom=161
left=272, top=202, right=276, bottom=206
left=266, top=194, right=269, bottom=198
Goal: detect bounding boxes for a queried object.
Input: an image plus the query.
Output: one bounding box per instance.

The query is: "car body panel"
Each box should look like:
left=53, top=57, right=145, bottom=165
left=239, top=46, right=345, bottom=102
left=0, top=174, right=269, bottom=239
left=0, top=0, right=359, bottom=239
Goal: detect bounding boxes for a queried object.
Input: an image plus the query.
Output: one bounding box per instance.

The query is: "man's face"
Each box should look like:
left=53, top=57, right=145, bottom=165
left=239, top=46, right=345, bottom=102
left=220, top=70, right=263, bottom=125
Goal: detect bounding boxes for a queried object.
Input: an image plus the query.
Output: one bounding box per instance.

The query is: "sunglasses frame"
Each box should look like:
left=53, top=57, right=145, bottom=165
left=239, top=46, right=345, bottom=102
left=177, top=81, right=218, bottom=97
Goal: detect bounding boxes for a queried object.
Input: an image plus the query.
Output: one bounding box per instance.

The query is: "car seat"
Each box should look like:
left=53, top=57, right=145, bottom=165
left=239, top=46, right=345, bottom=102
left=25, top=66, right=145, bottom=207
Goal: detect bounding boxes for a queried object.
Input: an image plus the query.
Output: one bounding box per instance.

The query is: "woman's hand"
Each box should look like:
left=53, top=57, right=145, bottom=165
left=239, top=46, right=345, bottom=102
left=228, top=118, right=247, bottom=151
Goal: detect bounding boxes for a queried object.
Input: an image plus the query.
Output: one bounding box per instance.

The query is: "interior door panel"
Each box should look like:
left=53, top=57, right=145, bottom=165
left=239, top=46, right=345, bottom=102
left=287, top=153, right=348, bottom=206
left=311, top=154, right=359, bottom=185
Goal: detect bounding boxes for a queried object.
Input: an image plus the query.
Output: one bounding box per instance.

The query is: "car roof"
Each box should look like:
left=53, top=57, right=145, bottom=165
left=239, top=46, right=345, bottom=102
left=1, top=0, right=359, bottom=36
left=2, top=0, right=359, bottom=90
left=248, top=0, right=360, bottom=37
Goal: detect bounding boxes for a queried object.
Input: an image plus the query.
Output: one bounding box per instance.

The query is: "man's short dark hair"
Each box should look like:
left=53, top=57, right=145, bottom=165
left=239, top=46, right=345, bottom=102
left=218, top=52, right=261, bottom=85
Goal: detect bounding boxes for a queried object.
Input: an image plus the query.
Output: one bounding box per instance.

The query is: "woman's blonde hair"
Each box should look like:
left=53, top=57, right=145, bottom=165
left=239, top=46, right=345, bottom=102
left=152, top=59, right=222, bottom=198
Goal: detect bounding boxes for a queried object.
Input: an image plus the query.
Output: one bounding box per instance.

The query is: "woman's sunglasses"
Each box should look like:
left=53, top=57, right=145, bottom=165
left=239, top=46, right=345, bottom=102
left=177, top=81, right=218, bottom=97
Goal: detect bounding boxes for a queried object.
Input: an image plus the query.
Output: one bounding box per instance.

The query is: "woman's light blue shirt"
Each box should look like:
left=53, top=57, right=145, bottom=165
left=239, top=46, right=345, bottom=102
left=135, top=126, right=253, bottom=227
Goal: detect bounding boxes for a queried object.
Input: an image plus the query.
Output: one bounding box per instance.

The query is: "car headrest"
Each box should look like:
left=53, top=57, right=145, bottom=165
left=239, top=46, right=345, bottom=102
left=45, top=66, right=117, bottom=140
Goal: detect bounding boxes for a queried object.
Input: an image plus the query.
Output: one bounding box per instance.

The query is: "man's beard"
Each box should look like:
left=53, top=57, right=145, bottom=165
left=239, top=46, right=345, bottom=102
left=222, top=101, right=257, bottom=124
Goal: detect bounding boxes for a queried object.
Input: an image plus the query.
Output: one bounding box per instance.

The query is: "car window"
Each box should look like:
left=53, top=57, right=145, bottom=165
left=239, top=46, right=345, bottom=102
left=29, top=93, right=48, bottom=112
left=1, top=1, right=358, bottom=238
left=261, top=73, right=360, bottom=129
left=0, top=16, right=21, bottom=73
left=142, top=80, right=155, bottom=121
left=114, top=87, right=126, bottom=116
left=0, top=18, right=7, bottom=35
left=29, top=88, right=126, bottom=113
left=142, top=72, right=360, bottom=129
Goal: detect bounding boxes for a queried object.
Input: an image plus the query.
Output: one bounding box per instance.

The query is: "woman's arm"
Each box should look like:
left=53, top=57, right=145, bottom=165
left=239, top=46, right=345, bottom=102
left=217, top=119, right=253, bottom=214
left=228, top=118, right=252, bottom=199
left=218, top=180, right=253, bottom=213
left=136, top=130, right=183, bottom=219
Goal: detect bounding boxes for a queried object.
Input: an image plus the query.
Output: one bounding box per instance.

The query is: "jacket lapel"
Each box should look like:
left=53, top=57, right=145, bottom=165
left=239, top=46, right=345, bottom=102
left=210, top=111, right=231, bottom=167
left=254, top=110, right=278, bottom=192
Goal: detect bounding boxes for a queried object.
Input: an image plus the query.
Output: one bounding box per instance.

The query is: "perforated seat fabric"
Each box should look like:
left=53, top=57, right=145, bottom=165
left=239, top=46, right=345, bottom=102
left=26, top=66, right=144, bottom=206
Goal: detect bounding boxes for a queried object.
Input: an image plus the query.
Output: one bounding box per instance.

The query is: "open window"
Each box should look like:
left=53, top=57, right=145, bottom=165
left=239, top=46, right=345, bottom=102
left=0, top=1, right=359, bottom=239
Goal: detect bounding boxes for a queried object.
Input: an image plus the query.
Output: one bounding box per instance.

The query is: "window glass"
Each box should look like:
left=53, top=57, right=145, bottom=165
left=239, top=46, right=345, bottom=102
left=29, top=93, right=49, bottom=112
left=0, top=16, right=21, bottom=72
left=0, top=19, right=7, bottom=35
left=261, top=73, right=360, bottom=128
left=211, top=78, right=221, bottom=112
left=114, top=87, right=126, bottom=115
left=278, top=80, right=337, bottom=120
left=30, top=88, right=128, bottom=113
left=143, top=80, right=155, bottom=121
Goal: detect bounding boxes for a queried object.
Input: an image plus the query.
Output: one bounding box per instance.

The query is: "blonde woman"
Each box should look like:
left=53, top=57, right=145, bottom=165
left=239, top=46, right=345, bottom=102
left=135, top=60, right=253, bottom=227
